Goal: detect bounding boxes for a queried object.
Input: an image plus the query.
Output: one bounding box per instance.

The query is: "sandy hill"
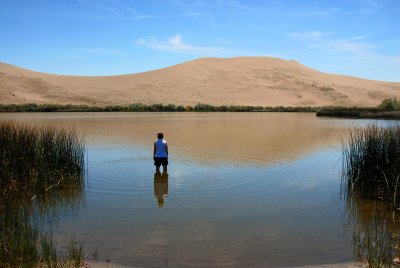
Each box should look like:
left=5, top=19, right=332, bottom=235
left=1, top=57, right=399, bottom=107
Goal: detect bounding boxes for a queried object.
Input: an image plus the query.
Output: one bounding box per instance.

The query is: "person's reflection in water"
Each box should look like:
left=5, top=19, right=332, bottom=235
left=154, top=171, right=168, bottom=208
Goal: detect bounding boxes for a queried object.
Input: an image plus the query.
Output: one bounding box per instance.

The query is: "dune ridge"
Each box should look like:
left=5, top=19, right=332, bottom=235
left=1, top=57, right=399, bottom=107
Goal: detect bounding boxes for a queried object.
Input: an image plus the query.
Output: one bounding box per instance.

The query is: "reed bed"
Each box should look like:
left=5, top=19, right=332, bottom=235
left=0, top=190, right=85, bottom=267
left=344, top=192, right=400, bottom=268
left=317, top=107, right=400, bottom=119
left=342, top=124, right=400, bottom=209
left=342, top=124, right=400, bottom=267
left=0, top=121, right=85, bottom=267
left=0, top=121, right=85, bottom=199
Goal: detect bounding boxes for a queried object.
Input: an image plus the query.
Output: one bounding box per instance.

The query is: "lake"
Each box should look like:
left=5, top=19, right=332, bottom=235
left=0, top=112, right=393, bottom=267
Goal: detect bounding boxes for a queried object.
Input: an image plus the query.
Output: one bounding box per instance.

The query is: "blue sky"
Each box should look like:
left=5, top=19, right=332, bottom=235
left=0, top=0, right=399, bottom=81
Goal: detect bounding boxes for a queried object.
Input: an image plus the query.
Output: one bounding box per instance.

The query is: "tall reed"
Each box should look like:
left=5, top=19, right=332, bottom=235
left=343, top=192, right=400, bottom=268
left=0, top=121, right=85, bottom=199
left=342, top=124, right=400, bottom=209
left=342, top=124, right=400, bottom=267
left=0, top=121, right=85, bottom=267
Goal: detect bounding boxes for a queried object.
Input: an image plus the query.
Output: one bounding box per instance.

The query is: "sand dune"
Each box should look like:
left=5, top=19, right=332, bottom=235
left=1, top=57, right=399, bottom=107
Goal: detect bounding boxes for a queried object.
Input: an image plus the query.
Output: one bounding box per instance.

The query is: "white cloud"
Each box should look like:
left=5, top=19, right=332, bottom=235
left=136, top=34, right=227, bottom=54
left=325, top=40, right=375, bottom=54
left=85, top=48, right=126, bottom=56
left=348, top=35, right=368, bottom=41
left=288, top=31, right=334, bottom=40
left=356, top=0, right=381, bottom=8
left=183, top=12, right=212, bottom=17
left=287, top=30, right=400, bottom=81
left=135, top=34, right=278, bottom=57
left=290, top=9, right=333, bottom=17
left=289, top=31, right=374, bottom=55
left=225, top=1, right=258, bottom=13
left=78, top=0, right=156, bottom=20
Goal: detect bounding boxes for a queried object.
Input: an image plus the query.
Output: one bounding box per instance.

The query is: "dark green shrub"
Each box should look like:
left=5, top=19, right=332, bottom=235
left=378, top=97, right=400, bottom=111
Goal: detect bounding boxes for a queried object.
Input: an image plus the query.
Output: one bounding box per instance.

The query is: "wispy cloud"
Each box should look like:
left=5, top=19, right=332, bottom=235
left=135, top=34, right=276, bottom=57
left=289, top=9, right=334, bottom=17
left=288, top=30, right=374, bottom=54
left=288, top=31, right=334, bottom=40
left=224, top=0, right=258, bottom=13
left=85, top=48, right=126, bottom=56
left=325, top=39, right=375, bottom=54
left=173, top=0, right=260, bottom=18
left=288, top=30, right=400, bottom=80
left=183, top=12, right=212, bottom=17
left=288, top=32, right=374, bottom=58
left=168, top=0, right=382, bottom=20
left=78, top=0, right=156, bottom=20
left=136, top=34, right=227, bottom=54
left=356, top=0, right=381, bottom=8
left=280, top=2, right=384, bottom=17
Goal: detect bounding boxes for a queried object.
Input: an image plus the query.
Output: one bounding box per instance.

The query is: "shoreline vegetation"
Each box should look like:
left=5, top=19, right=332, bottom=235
left=342, top=124, right=400, bottom=267
left=0, top=121, right=86, bottom=267
left=342, top=124, right=400, bottom=210
left=317, top=98, right=400, bottom=119
left=0, top=103, right=319, bottom=112
left=1, top=98, right=400, bottom=119
left=316, top=107, right=400, bottom=119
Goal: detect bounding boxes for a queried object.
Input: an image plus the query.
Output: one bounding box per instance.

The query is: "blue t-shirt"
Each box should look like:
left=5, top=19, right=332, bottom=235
left=155, top=139, right=168, bottom=157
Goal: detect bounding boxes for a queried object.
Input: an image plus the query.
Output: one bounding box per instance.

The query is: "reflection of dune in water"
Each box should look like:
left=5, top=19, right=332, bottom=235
left=1, top=112, right=351, bottom=165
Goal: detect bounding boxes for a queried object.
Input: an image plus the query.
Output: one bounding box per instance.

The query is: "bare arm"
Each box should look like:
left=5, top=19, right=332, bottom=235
left=166, top=143, right=168, bottom=157
left=153, top=142, right=156, bottom=160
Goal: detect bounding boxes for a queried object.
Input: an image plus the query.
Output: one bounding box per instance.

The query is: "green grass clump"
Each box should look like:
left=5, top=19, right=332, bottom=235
left=342, top=124, right=400, bottom=209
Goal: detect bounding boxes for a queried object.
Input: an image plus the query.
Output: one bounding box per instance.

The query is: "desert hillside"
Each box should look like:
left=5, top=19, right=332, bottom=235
left=1, top=57, right=399, bottom=107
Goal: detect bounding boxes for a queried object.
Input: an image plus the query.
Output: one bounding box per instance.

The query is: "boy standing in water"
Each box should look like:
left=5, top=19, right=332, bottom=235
left=153, top=132, right=168, bottom=174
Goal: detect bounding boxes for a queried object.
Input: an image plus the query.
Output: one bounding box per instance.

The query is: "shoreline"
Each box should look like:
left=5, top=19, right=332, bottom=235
left=316, top=107, right=400, bottom=119
left=84, top=260, right=367, bottom=268
left=1, top=103, right=399, bottom=119
left=0, top=103, right=319, bottom=113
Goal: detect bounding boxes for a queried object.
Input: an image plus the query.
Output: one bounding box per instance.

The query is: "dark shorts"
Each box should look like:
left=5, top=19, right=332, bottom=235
left=154, top=157, right=168, bottom=167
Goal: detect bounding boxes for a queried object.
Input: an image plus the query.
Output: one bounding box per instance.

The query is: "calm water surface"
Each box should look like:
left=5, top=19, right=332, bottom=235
left=0, top=112, right=387, bottom=267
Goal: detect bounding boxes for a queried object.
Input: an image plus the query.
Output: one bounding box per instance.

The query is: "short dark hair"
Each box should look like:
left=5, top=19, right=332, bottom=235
left=157, top=132, right=164, bottom=139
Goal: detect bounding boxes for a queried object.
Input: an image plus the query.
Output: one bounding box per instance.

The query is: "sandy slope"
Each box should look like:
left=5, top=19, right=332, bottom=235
left=1, top=57, right=399, bottom=106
